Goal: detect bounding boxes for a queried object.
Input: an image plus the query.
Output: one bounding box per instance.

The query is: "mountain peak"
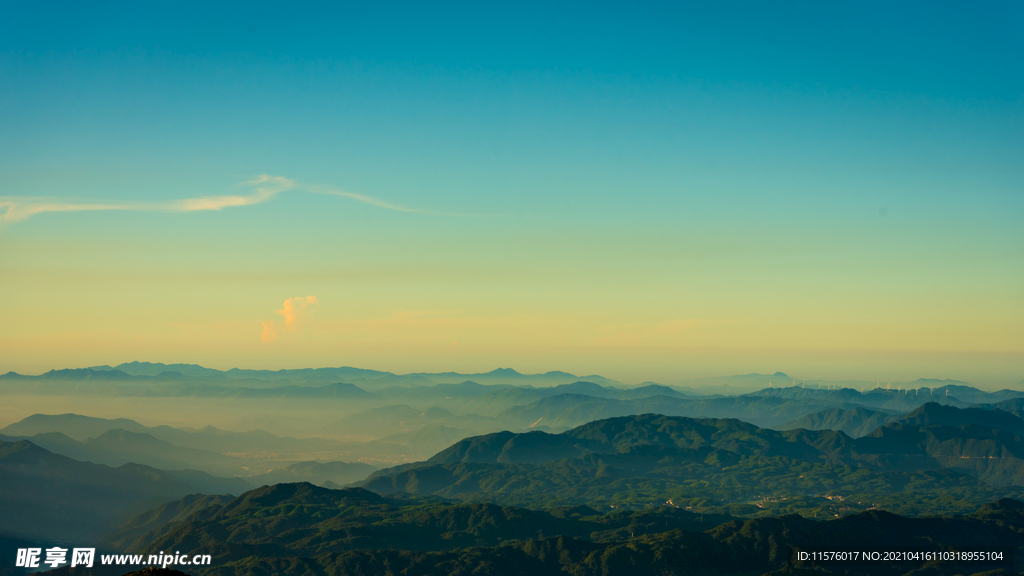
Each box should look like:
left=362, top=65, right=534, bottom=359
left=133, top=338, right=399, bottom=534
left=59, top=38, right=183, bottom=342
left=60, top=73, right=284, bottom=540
left=41, top=368, right=135, bottom=380
left=900, top=402, right=1024, bottom=436
left=732, top=372, right=790, bottom=379
left=906, top=402, right=948, bottom=416
left=223, top=482, right=382, bottom=515
left=913, top=378, right=970, bottom=386
left=542, top=370, right=576, bottom=377
left=0, top=439, right=49, bottom=459
left=487, top=368, right=521, bottom=376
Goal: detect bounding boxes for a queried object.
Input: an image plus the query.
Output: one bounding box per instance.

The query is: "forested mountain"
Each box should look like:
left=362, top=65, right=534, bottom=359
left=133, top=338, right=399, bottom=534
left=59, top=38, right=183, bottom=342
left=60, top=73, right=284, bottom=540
left=35, top=483, right=1024, bottom=576
left=363, top=406, right=1024, bottom=514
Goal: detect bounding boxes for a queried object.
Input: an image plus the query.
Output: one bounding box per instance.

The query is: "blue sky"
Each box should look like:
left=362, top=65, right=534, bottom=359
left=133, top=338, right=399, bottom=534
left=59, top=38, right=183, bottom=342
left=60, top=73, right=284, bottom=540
left=1, top=1, right=1021, bottom=384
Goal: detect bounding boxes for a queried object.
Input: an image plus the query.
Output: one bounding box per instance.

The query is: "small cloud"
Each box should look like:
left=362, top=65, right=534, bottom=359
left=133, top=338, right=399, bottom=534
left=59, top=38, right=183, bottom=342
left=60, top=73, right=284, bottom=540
left=260, top=321, right=278, bottom=343
left=275, top=296, right=318, bottom=330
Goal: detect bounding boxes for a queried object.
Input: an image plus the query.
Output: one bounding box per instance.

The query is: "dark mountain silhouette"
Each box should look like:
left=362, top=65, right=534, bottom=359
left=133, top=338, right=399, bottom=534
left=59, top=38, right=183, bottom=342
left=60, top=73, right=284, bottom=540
left=2, top=413, right=150, bottom=440
left=627, top=383, right=688, bottom=398
left=104, top=361, right=226, bottom=378
left=62, top=482, right=1024, bottom=576
left=408, top=368, right=623, bottom=387
left=0, top=440, right=240, bottom=542
left=41, top=368, right=137, bottom=380
left=897, top=402, right=1024, bottom=436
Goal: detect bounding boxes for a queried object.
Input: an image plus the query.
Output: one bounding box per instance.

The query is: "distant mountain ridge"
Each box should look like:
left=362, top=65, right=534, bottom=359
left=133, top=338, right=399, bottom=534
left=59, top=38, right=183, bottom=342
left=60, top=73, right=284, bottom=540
left=11, top=427, right=254, bottom=478
left=4, top=363, right=1020, bottom=401
left=0, top=413, right=371, bottom=481
left=778, top=407, right=901, bottom=437
left=1, top=362, right=628, bottom=394
left=1, top=413, right=330, bottom=453
left=488, top=384, right=1008, bottom=430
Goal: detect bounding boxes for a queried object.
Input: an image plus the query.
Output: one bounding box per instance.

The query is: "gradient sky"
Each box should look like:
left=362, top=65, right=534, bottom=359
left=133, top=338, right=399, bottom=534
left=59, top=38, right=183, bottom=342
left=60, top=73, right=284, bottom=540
left=1, top=1, right=1022, bottom=386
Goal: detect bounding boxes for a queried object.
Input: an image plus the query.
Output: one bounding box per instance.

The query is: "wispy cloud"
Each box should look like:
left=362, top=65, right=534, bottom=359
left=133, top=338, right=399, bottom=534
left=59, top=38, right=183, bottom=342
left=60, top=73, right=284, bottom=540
left=0, top=175, right=489, bottom=225
left=164, top=175, right=295, bottom=211
left=0, top=175, right=296, bottom=224
left=308, top=186, right=423, bottom=213
left=308, top=185, right=488, bottom=217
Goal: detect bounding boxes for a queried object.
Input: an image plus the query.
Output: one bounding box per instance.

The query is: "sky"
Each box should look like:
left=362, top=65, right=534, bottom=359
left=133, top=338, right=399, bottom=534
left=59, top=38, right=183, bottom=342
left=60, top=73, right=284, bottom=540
left=1, top=1, right=1022, bottom=386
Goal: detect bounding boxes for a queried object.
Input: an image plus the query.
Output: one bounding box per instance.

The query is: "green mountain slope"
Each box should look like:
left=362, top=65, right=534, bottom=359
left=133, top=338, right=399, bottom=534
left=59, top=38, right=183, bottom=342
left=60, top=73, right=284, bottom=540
left=111, top=482, right=737, bottom=558
left=363, top=407, right=1024, bottom=513
left=62, top=484, right=1024, bottom=576
left=100, top=493, right=235, bottom=551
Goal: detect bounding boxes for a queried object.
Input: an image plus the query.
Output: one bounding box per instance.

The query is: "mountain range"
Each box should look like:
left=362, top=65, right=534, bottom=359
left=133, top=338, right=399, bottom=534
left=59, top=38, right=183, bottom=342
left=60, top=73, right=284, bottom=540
left=3, top=401, right=1024, bottom=576
left=30, top=483, right=1024, bottom=576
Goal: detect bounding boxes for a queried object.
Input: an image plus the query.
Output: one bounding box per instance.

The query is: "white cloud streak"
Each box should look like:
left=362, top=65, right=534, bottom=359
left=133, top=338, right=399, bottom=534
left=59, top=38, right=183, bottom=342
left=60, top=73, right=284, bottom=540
left=308, top=185, right=491, bottom=218
left=0, top=174, right=489, bottom=225
left=0, top=175, right=296, bottom=224
left=309, top=186, right=423, bottom=213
